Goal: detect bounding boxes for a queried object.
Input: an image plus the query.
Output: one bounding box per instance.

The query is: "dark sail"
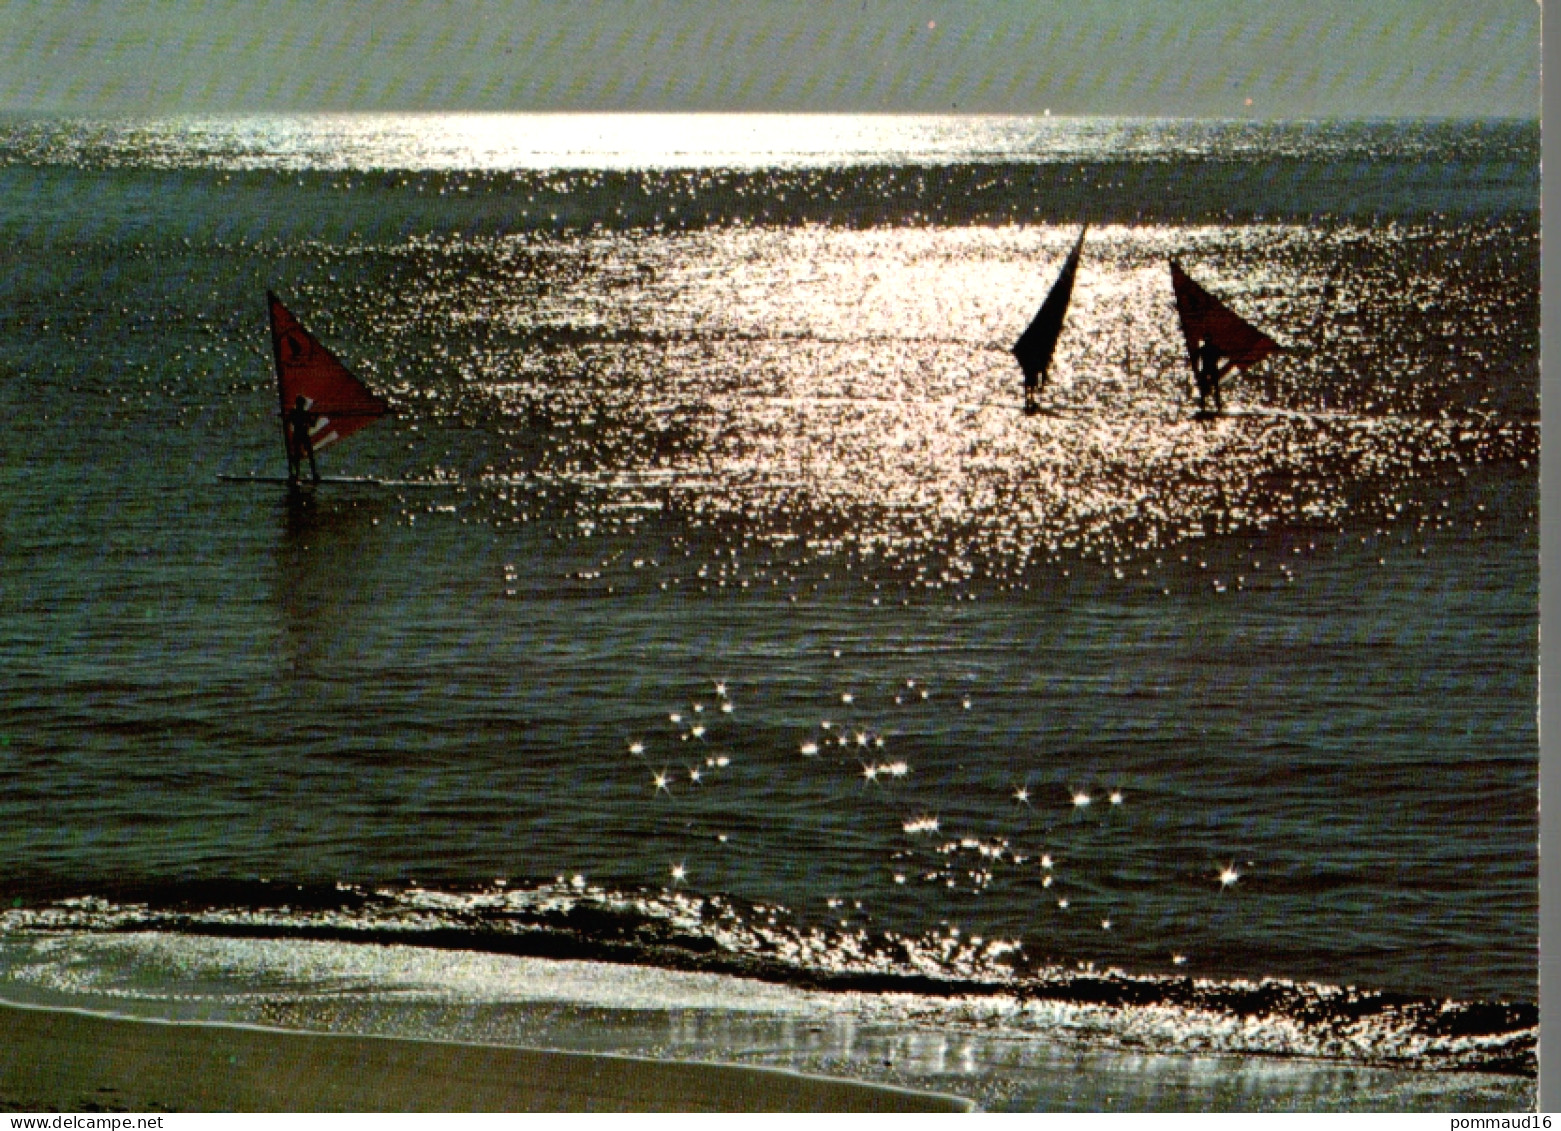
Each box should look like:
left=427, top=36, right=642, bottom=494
left=1169, top=261, right=1279, bottom=378
left=1013, top=226, right=1087, bottom=394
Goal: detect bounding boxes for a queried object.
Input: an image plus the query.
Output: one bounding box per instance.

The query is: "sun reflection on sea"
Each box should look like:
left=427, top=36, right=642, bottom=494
left=368, top=219, right=1531, bottom=588
left=22, top=114, right=1521, bottom=174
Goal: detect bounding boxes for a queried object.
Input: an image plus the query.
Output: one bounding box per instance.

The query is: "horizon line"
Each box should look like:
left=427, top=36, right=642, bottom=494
left=0, top=108, right=1539, bottom=123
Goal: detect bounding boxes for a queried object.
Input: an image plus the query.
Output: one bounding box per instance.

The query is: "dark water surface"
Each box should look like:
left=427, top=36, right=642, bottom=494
left=0, top=116, right=1537, bottom=1099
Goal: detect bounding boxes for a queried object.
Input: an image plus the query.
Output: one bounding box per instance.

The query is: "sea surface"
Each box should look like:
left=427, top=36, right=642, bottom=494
left=0, top=114, right=1538, bottom=1111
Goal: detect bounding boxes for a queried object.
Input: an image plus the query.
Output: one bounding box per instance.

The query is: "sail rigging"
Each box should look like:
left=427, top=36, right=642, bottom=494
left=1012, top=226, right=1087, bottom=411
left=268, top=291, right=388, bottom=462
left=1169, top=261, right=1278, bottom=379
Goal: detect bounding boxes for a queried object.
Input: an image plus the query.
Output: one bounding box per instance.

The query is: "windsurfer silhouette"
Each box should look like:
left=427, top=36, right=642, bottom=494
left=284, top=395, right=321, bottom=485
left=1195, top=337, right=1235, bottom=415
left=1013, top=227, right=1087, bottom=418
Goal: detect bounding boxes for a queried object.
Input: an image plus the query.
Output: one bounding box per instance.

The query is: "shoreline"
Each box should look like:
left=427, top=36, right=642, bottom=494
left=0, top=1001, right=975, bottom=1113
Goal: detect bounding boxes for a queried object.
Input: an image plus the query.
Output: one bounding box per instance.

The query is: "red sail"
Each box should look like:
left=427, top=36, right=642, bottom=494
left=268, top=291, right=388, bottom=455
left=1169, top=261, right=1279, bottom=376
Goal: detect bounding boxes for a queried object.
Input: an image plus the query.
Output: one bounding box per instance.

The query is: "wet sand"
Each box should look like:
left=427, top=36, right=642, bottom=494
left=0, top=1002, right=973, bottom=1113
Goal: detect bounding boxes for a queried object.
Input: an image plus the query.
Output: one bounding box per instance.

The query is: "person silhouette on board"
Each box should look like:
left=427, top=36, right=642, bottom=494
left=285, top=395, right=321, bottom=485
left=1195, top=337, right=1235, bottom=416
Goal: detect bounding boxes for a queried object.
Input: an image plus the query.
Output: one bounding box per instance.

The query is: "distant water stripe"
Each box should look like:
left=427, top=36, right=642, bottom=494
left=0, top=114, right=1535, bottom=173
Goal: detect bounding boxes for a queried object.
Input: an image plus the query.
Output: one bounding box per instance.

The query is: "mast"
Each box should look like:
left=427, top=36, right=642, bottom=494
left=267, top=291, right=292, bottom=464
left=1013, top=226, right=1087, bottom=413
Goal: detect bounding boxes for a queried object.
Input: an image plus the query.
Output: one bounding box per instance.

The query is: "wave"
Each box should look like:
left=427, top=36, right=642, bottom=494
left=0, top=881, right=1533, bottom=1077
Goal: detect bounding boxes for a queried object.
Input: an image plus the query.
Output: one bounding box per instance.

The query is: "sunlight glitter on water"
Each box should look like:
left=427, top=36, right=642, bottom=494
left=376, top=219, right=1531, bottom=582
left=9, top=114, right=1532, bottom=175
left=0, top=115, right=1313, bottom=172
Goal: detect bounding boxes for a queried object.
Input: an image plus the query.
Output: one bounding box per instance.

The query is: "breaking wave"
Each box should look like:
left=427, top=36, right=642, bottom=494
left=0, top=881, right=1533, bottom=1077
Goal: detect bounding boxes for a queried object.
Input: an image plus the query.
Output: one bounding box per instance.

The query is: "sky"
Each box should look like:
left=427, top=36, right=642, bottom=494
left=0, top=0, right=1540, bottom=118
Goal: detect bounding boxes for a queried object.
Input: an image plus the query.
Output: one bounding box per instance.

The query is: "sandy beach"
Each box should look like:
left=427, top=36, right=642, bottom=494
left=0, top=1002, right=973, bottom=1113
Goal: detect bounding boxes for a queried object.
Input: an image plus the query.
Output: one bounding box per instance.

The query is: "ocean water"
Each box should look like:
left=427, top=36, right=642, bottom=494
left=0, top=114, right=1537, bottom=1110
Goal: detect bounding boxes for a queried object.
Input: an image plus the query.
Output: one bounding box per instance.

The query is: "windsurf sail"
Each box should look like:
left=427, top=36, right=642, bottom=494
left=268, top=291, right=388, bottom=462
left=1169, top=261, right=1278, bottom=379
left=1013, top=226, right=1087, bottom=406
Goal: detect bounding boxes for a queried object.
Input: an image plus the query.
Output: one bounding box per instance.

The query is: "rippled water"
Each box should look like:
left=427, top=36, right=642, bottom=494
left=0, top=115, right=1537, bottom=1101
